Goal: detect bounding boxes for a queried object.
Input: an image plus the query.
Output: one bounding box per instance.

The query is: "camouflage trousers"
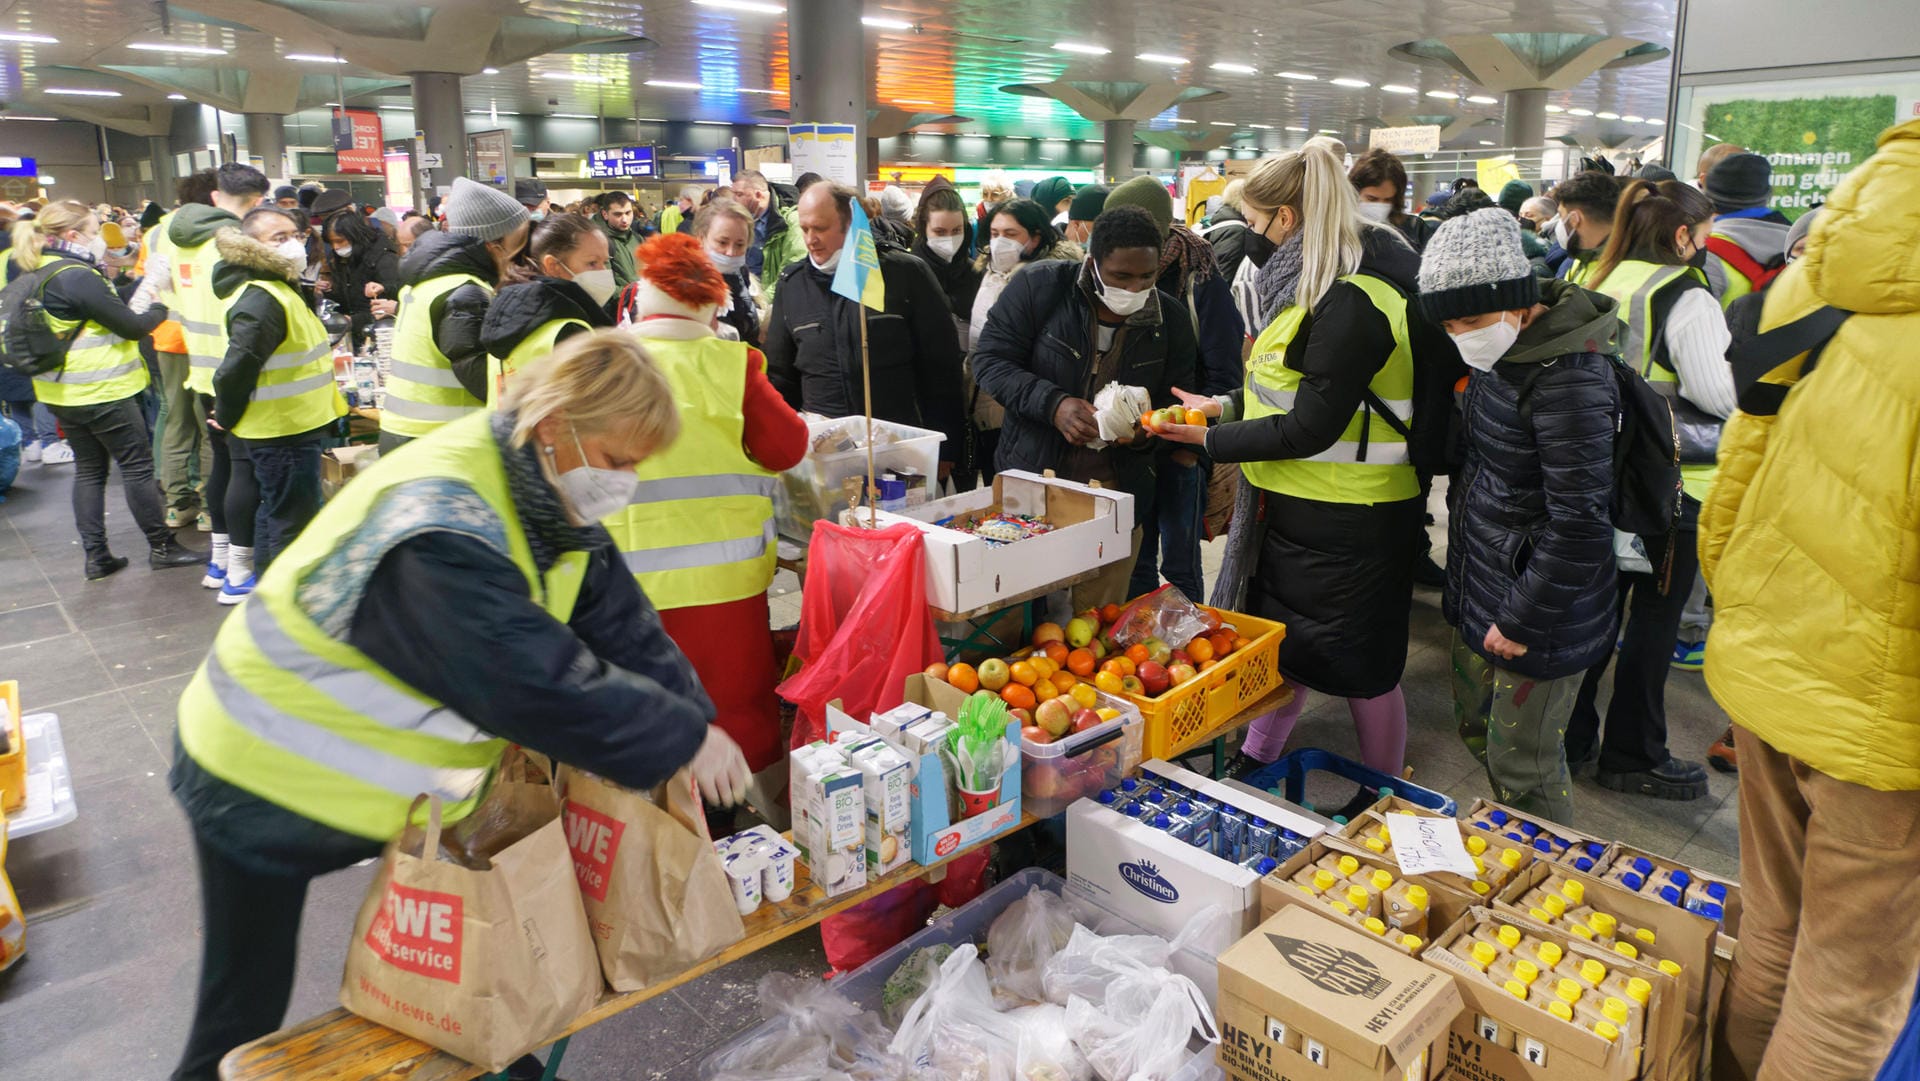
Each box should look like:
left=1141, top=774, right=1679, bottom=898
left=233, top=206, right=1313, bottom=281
left=1449, top=630, right=1577, bottom=825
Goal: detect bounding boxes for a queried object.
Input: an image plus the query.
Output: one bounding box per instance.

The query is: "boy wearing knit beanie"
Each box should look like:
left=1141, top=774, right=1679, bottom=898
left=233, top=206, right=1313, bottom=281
left=1419, top=207, right=1624, bottom=824
left=1700, top=152, right=1791, bottom=305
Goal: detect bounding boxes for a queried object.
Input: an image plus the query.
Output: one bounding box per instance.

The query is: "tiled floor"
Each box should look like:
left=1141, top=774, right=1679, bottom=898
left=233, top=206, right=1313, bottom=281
left=0, top=464, right=1738, bottom=1079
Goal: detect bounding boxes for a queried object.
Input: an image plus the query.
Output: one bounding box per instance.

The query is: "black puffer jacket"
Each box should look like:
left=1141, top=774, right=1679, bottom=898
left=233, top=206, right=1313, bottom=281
left=324, top=235, right=401, bottom=340
left=398, top=231, right=500, bottom=401
left=764, top=245, right=965, bottom=462
left=479, top=275, right=612, bottom=363
left=1445, top=279, right=1622, bottom=680
left=971, top=259, right=1197, bottom=508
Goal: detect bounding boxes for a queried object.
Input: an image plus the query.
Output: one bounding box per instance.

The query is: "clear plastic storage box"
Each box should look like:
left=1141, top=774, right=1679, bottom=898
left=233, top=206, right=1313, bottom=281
left=774, top=417, right=945, bottom=541
left=1019, top=697, right=1145, bottom=818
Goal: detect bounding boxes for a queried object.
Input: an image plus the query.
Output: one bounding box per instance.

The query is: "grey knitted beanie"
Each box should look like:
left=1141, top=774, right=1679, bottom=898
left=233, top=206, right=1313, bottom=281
left=445, top=176, right=530, bottom=242
left=1417, top=207, right=1540, bottom=323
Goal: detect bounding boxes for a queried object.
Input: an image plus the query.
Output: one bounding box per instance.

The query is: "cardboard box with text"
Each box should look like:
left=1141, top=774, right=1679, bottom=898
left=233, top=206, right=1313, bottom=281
left=1260, top=839, right=1483, bottom=956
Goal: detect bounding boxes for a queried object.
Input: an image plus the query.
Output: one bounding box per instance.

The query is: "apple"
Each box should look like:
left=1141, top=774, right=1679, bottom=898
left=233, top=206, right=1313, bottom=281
left=1022, top=724, right=1051, bottom=745
left=1010, top=707, right=1034, bottom=726
left=1065, top=617, right=1096, bottom=649
left=1145, top=637, right=1172, bottom=666
left=1138, top=660, right=1170, bottom=696
left=1088, top=638, right=1109, bottom=660
left=978, top=657, right=1011, bottom=691
left=1121, top=675, right=1146, bottom=695
left=1035, top=697, right=1074, bottom=738
left=1168, top=662, right=1198, bottom=686
left=1170, top=649, right=1192, bottom=667
left=1071, top=708, right=1103, bottom=734
left=971, top=689, right=1002, bottom=710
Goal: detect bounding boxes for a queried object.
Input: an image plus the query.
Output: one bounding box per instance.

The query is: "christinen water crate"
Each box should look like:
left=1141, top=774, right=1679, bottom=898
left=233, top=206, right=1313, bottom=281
left=1117, top=605, right=1287, bottom=761
left=774, top=416, right=944, bottom=541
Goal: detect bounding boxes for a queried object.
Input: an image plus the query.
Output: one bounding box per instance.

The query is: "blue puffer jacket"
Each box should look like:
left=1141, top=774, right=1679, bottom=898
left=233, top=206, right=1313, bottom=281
left=1444, top=279, right=1622, bottom=679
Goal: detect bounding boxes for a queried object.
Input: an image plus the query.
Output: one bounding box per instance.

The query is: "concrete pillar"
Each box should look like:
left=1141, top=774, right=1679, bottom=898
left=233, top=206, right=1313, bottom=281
left=1504, top=88, right=1548, bottom=151
left=1104, top=120, right=1136, bottom=183
left=790, top=0, right=868, bottom=181
left=411, top=72, right=467, bottom=202
left=244, top=113, right=288, bottom=180
left=148, top=136, right=178, bottom=203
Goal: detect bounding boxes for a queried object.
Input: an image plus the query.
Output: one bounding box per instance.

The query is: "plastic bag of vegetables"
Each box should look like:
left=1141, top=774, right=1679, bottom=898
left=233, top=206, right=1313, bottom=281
left=887, top=944, right=1018, bottom=1081
left=984, top=886, right=1076, bottom=1006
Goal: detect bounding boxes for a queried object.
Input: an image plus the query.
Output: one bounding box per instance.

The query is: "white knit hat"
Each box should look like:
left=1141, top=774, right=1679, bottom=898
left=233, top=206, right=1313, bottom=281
left=445, top=176, right=529, bottom=243
left=1416, top=207, right=1540, bottom=323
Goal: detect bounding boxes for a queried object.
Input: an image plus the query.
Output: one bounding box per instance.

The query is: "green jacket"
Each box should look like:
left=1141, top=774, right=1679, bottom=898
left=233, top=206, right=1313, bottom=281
left=596, top=217, right=640, bottom=288
left=760, top=205, right=805, bottom=308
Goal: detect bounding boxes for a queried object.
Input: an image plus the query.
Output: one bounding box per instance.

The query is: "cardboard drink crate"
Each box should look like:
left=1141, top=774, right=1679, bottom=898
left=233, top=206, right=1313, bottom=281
left=1427, top=908, right=1684, bottom=1081
left=1325, top=806, right=1541, bottom=903
left=1216, top=905, right=1462, bottom=1081
left=320, top=444, right=379, bottom=498
left=1588, top=843, right=1743, bottom=942
left=843, top=470, right=1134, bottom=614
left=1260, top=838, right=1482, bottom=957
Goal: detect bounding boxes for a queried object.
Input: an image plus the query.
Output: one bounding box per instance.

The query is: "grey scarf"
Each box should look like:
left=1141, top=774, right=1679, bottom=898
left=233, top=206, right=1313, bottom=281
left=1252, top=231, right=1306, bottom=327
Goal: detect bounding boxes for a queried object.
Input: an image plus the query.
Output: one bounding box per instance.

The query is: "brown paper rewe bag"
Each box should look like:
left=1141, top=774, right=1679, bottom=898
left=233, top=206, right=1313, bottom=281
left=558, top=765, right=746, bottom=991
left=340, top=757, right=601, bottom=1071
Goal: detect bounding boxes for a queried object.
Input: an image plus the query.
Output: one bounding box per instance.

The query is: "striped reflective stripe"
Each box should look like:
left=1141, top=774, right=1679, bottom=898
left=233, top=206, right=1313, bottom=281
left=262, top=340, right=331, bottom=372
left=202, top=650, right=490, bottom=804
left=242, top=600, right=491, bottom=745
left=389, top=359, right=468, bottom=389
left=189, top=354, right=220, bottom=370
left=1305, top=440, right=1412, bottom=466
left=1624, top=265, right=1688, bottom=376
left=381, top=395, right=480, bottom=423
left=49, top=358, right=141, bottom=384
left=69, top=334, right=126, bottom=351
left=1251, top=380, right=1295, bottom=411
left=624, top=519, right=775, bottom=575
left=250, top=370, right=334, bottom=402
left=627, top=473, right=779, bottom=505
left=175, top=316, right=222, bottom=334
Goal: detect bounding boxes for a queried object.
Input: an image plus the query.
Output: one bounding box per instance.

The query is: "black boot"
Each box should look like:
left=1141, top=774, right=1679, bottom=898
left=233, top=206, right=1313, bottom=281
left=84, top=550, right=129, bottom=580
left=1412, top=554, right=1447, bottom=589
left=1597, top=757, right=1710, bottom=801
left=149, top=538, right=204, bottom=569
left=1221, top=751, right=1271, bottom=783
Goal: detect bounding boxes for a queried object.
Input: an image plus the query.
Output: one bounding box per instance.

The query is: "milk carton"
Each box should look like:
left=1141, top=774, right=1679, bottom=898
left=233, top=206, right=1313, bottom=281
left=789, top=741, right=867, bottom=896
left=840, top=735, right=913, bottom=874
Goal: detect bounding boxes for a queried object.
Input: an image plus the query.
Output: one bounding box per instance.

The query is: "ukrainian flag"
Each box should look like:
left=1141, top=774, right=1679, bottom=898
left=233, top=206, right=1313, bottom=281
left=830, top=196, right=886, bottom=312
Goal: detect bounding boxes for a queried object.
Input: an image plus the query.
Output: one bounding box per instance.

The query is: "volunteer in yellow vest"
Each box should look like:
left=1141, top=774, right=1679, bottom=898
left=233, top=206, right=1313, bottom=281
left=478, top=211, right=615, bottom=406
left=1560, top=179, right=1735, bottom=804
left=1546, top=170, right=1622, bottom=286
left=1699, top=151, right=1792, bottom=311
left=203, top=208, right=348, bottom=604
left=130, top=167, right=218, bottom=529
left=167, top=331, right=748, bottom=1081
left=7, top=201, right=202, bottom=579
left=380, top=175, right=529, bottom=452
left=603, top=233, right=807, bottom=810
left=1160, top=145, right=1423, bottom=793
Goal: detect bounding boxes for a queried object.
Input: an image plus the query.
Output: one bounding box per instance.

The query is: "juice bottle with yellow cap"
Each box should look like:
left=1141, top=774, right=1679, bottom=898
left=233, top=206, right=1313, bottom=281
left=1533, top=940, right=1566, bottom=970
left=1452, top=938, right=1501, bottom=973
left=1598, top=992, right=1642, bottom=1042
left=1292, top=866, right=1342, bottom=896
left=1361, top=916, right=1389, bottom=936
left=1503, top=978, right=1531, bottom=1002
left=1342, top=881, right=1381, bottom=919
left=1489, top=954, right=1544, bottom=989
left=1396, top=932, right=1423, bottom=955
left=1383, top=881, right=1430, bottom=937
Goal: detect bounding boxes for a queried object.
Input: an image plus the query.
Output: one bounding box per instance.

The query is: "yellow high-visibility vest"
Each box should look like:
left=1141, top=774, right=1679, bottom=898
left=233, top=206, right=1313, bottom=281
left=381, top=273, right=489, bottom=439
left=226, top=277, right=347, bottom=440
left=1590, top=258, right=1718, bottom=501
left=29, top=255, right=150, bottom=408
left=486, top=318, right=587, bottom=407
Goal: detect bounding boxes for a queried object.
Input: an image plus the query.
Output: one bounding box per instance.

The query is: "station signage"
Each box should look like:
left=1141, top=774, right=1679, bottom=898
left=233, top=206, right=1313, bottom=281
left=587, top=145, right=656, bottom=178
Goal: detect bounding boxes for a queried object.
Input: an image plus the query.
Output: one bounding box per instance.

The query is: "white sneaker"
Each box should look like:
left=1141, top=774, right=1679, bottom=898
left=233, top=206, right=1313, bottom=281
left=41, top=441, right=73, bottom=464
left=22, top=442, right=40, bottom=464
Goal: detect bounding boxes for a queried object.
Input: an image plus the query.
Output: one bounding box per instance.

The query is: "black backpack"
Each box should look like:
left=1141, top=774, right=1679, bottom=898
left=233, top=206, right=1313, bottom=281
left=1518, top=355, right=1682, bottom=540
left=0, top=258, right=85, bottom=377
left=1345, top=275, right=1469, bottom=475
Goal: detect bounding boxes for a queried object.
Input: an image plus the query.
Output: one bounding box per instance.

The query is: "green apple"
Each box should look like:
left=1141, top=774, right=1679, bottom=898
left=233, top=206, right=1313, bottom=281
left=1066, top=617, right=1096, bottom=649
left=978, top=658, right=1011, bottom=691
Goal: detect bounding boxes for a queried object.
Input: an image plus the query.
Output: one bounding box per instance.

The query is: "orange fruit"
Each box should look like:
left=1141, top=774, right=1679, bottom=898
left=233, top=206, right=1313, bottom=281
left=1232, top=635, right=1252, bottom=652
left=1032, top=622, right=1066, bottom=646
left=947, top=662, right=980, bottom=693
left=1009, top=661, right=1039, bottom=686
left=1033, top=677, right=1060, bottom=702
left=1185, top=407, right=1207, bottom=426
left=1094, top=670, right=1125, bottom=694
left=925, top=661, right=950, bottom=682
left=1125, top=643, right=1151, bottom=666
left=1198, top=658, right=1219, bottom=672
left=1042, top=641, right=1070, bottom=665
left=1188, top=636, right=1216, bottom=663
left=1050, top=670, right=1079, bottom=694
left=1115, top=656, right=1137, bottom=677
left=1210, top=631, right=1236, bottom=657
left=1066, top=648, right=1097, bottom=677
left=1100, top=603, right=1123, bottom=625
left=1000, top=683, right=1036, bottom=712
left=1070, top=683, right=1099, bottom=709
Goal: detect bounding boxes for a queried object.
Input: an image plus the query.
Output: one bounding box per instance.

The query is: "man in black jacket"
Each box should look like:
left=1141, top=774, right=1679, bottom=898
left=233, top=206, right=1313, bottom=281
left=764, top=182, right=964, bottom=477
left=972, top=205, right=1198, bottom=608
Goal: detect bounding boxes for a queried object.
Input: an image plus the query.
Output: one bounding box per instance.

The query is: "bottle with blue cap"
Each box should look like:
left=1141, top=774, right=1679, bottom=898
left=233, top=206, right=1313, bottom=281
left=1095, top=788, right=1121, bottom=807
left=1241, top=854, right=1280, bottom=876
left=1565, top=841, right=1606, bottom=872
left=1684, top=879, right=1730, bottom=920
left=1645, top=865, right=1692, bottom=906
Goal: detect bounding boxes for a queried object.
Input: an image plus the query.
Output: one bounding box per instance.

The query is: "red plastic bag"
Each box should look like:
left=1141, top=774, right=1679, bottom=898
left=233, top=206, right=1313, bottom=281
left=778, top=519, right=943, bottom=748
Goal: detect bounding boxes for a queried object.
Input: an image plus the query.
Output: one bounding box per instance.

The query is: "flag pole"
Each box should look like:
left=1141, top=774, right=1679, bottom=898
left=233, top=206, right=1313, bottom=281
left=862, top=305, right=875, bottom=528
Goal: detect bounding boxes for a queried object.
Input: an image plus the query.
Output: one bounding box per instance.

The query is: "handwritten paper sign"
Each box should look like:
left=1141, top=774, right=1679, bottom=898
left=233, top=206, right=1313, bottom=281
left=1386, top=812, right=1477, bottom=878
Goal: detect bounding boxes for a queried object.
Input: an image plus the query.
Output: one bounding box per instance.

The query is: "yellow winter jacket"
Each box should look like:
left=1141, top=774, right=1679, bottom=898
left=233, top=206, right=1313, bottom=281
left=1699, top=118, right=1920, bottom=791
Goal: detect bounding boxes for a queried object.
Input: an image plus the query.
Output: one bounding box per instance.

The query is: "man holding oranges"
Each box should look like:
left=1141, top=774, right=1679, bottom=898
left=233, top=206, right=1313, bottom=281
left=971, top=205, right=1199, bottom=611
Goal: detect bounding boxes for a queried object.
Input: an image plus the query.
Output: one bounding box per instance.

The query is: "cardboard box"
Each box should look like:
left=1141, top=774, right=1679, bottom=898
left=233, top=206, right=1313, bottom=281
left=1464, top=799, right=1612, bottom=875
left=1067, top=797, right=1266, bottom=947
left=1260, top=839, right=1482, bottom=956
left=1216, top=906, right=1462, bottom=1081
left=1327, top=808, right=1540, bottom=902
left=1428, top=908, right=1684, bottom=1081
left=826, top=675, right=1023, bottom=866
left=842, top=470, right=1134, bottom=614
left=1142, top=759, right=1331, bottom=844
left=320, top=443, right=379, bottom=491
left=1590, top=843, right=1742, bottom=942
left=1494, top=861, right=1716, bottom=1024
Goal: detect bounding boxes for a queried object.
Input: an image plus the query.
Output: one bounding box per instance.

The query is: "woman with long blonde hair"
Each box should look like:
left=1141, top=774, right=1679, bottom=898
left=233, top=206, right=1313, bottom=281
left=1160, top=145, right=1426, bottom=801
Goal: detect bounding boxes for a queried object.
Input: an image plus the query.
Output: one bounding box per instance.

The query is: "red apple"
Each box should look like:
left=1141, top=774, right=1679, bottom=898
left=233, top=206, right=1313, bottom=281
left=1138, top=661, right=1170, bottom=696
left=1009, top=707, right=1034, bottom=726
left=1035, top=697, right=1074, bottom=738
left=1022, top=724, right=1052, bottom=745
left=1168, top=662, right=1198, bottom=686
left=1170, top=649, right=1193, bottom=667
left=1121, top=675, right=1146, bottom=696
left=1071, top=708, right=1103, bottom=734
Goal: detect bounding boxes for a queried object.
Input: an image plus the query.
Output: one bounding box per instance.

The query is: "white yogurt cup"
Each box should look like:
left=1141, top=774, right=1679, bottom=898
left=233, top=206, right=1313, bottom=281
left=723, top=851, right=765, bottom=915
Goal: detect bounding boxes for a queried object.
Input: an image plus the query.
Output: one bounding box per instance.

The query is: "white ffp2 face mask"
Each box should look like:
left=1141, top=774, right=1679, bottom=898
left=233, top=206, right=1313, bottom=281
left=572, top=267, right=617, bottom=306
left=1092, top=261, right=1153, bottom=318
left=1449, top=315, right=1521, bottom=372
left=276, top=237, right=311, bottom=274
left=707, top=247, right=746, bottom=275
left=1358, top=201, right=1394, bottom=223
left=989, top=236, right=1024, bottom=273
left=554, top=426, right=639, bottom=522
left=927, top=234, right=963, bottom=261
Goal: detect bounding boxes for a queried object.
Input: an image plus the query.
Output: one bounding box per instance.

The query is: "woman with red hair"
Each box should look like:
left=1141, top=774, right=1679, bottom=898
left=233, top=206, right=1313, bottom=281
left=603, top=233, right=810, bottom=824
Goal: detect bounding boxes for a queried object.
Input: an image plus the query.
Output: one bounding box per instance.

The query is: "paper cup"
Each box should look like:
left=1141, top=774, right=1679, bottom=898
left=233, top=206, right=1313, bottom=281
left=723, top=852, right=764, bottom=916
left=957, top=783, right=1000, bottom=818
left=761, top=843, right=797, bottom=902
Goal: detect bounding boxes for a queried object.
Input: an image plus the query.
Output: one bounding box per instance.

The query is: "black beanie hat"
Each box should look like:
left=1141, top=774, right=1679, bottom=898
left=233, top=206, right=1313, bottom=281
left=1068, top=184, right=1111, bottom=223
left=1705, top=152, right=1773, bottom=212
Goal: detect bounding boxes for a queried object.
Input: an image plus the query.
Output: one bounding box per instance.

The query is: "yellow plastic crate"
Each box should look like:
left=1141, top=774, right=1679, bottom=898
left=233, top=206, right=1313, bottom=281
left=1118, top=606, right=1287, bottom=761
left=0, top=680, right=22, bottom=814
